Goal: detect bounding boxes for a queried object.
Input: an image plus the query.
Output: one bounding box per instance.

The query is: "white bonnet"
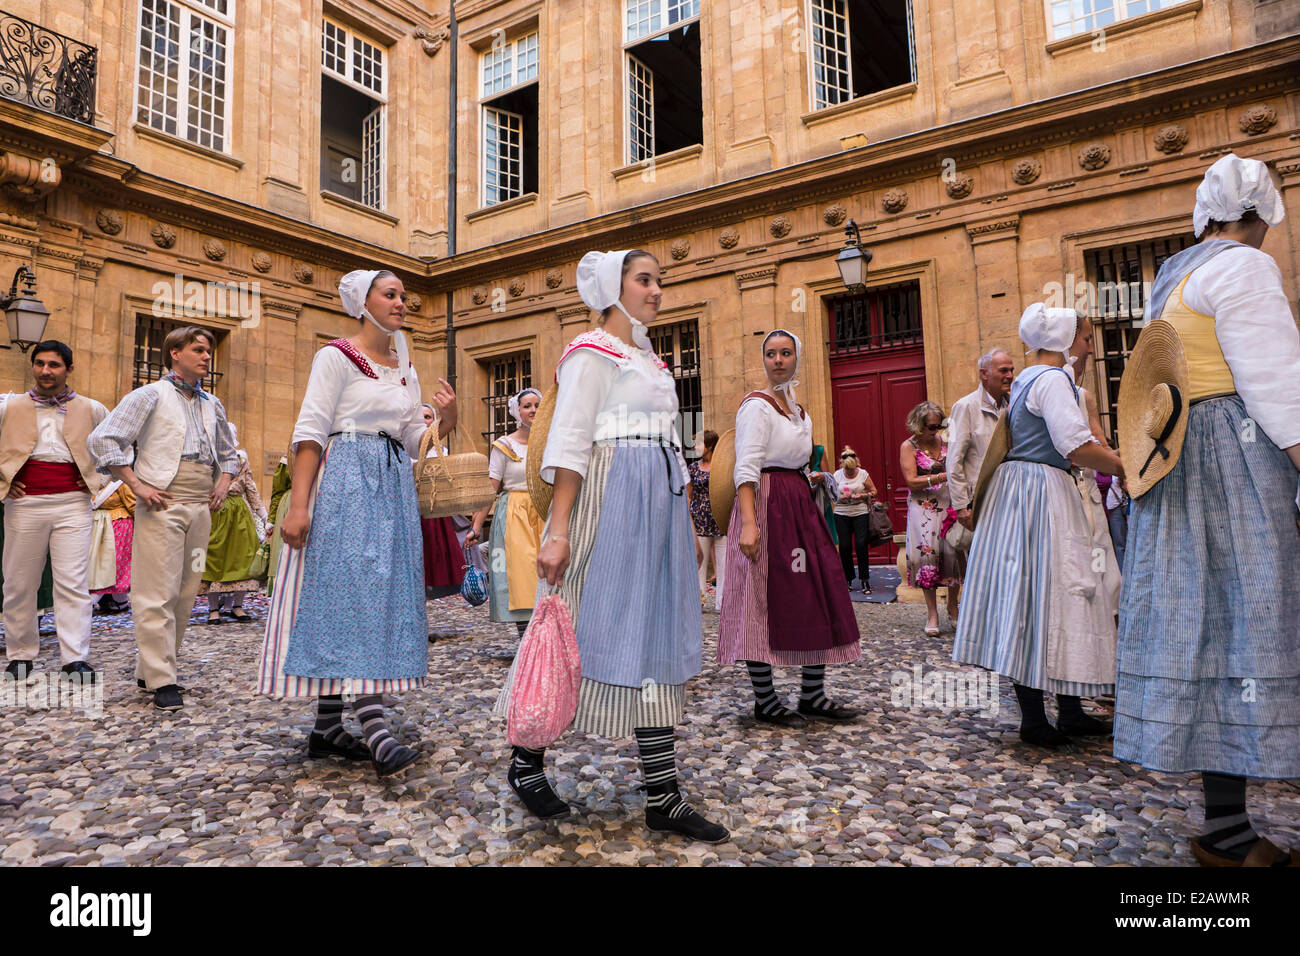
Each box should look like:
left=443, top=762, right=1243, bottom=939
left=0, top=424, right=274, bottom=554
left=1193, top=153, right=1284, bottom=238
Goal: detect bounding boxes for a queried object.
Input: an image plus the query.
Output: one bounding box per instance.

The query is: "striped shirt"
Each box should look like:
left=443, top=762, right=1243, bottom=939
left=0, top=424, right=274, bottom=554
left=88, top=379, right=239, bottom=475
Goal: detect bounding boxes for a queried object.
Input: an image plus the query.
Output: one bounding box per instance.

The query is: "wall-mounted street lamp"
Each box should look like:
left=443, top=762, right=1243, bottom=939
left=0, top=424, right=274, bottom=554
left=1, top=266, right=50, bottom=352
left=835, top=219, right=872, bottom=293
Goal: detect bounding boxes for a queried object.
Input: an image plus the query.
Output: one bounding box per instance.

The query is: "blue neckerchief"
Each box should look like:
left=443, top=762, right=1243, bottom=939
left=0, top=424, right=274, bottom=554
left=166, top=373, right=209, bottom=400
left=27, top=386, right=75, bottom=412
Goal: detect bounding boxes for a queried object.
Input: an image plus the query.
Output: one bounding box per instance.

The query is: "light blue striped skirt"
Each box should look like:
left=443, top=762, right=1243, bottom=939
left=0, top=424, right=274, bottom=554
left=952, top=460, right=1117, bottom=697
left=487, top=492, right=531, bottom=624
left=1114, top=396, right=1300, bottom=779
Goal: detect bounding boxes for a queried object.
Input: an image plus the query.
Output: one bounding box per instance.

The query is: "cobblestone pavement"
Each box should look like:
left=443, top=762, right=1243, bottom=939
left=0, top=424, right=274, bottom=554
left=1, top=595, right=1297, bottom=867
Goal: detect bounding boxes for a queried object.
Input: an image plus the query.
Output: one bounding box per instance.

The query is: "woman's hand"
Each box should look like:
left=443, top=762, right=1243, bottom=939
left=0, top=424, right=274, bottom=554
left=465, top=526, right=482, bottom=547
left=432, top=378, right=457, bottom=438
left=809, top=472, right=825, bottom=487
left=538, top=535, right=570, bottom=586
left=739, top=521, right=760, bottom=561
left=280, top=507, right=311, bottom=550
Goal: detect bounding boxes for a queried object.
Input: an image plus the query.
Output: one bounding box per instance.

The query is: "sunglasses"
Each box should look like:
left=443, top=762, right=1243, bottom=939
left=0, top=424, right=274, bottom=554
left=924, top=423, right=943, bottom=432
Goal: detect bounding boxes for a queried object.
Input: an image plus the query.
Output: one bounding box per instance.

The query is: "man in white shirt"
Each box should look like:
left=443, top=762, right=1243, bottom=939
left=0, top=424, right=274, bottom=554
left=0, top=341, right=107, bottom=683
left=947, top=348, right=1014, bottom=532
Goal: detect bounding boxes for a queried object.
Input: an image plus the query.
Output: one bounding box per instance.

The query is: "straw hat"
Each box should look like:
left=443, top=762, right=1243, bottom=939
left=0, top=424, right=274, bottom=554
left=1118, top=320, right=1189, bottom=499
left=525, top=384, right=559, bottom=519
left=709, top=428, right=737, bottom=531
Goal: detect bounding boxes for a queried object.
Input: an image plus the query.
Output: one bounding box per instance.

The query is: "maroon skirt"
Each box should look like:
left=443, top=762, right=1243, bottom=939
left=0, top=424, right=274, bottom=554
left=420, top=516, right=465, bottom=589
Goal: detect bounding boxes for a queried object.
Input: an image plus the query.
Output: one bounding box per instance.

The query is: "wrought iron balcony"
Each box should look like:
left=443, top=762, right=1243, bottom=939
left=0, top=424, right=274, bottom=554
left=0, top=10, right=96, bottom=125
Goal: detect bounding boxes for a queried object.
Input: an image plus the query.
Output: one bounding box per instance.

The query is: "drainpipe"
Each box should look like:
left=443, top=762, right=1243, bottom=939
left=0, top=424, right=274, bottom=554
left=445, top=0, right=458, bottom=391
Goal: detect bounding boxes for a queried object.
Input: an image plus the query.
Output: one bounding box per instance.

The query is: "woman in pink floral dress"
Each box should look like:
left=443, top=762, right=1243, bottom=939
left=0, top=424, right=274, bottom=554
left=899, top=401, right=964, bottom=636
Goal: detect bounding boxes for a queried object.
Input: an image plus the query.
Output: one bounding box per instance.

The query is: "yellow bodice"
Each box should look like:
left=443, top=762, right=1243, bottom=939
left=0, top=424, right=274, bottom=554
left=1156, top=271, right=1237, bottom=400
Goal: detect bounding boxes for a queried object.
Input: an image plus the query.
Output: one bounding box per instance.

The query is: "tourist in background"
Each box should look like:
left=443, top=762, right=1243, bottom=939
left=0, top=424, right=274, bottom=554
left=831, top=445, right=877, bottom=594
left=687, top=429, right=725, bottom=612
left=900, top=401, right=963, bottom=635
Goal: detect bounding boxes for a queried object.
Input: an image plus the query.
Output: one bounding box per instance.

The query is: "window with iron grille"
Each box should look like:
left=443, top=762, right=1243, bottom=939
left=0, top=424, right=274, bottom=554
left=649, top=319, right=702, bottom=453
left=480, top=31, right=539, bottom=206
left=133, top=315, right=225, bottom=392
left=1084, top=233, right=1194, bottom=446
left=1046, top=0, right=1186, bottom=41
left=808, top=0, right=914, bottom=111
left=482, top=352, right=533, bottom=443
left=827, top=280, right=922, bottom=356
left=623, top=0, right=701, bottom=164
left=135, top=0, right=233, bottom=151
left=319, top=18, right=386, bottom=210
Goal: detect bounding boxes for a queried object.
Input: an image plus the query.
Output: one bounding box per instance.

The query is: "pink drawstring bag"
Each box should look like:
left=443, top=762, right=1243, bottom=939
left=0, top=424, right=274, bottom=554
left=507, top=591, right=581, bottom=749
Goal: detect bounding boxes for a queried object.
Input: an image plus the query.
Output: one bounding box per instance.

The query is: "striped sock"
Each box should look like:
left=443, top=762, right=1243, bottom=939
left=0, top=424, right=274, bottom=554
left=799, top=665, right=828, bottom=710
left=635, top=726, right=691, bottom=820
left=314, top=694, right=356, bottom=746
left=516, top=620, right=528, bottom=637
left=509, top=746, right=551, bottom=794
left=1201, top=772, right=1259, bottom=861
left=746, top=661, right=791, bottom=717
left=351, top=695, right=398, bottom=763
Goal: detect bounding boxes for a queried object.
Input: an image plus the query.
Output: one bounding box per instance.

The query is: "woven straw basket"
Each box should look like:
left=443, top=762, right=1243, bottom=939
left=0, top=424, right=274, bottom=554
left=525, top=384, right=559, bottom=520
left=415, top=424, right=496, bottom=519
left=709, top=427, right=737, bottom=531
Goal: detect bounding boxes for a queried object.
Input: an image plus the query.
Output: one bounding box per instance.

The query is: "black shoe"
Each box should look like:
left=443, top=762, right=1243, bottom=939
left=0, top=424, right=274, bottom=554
left=373, top=744, right=421, bottom=778
left=138, top=679, right=186, bottom=693
left=307, top=731, right=370, bottom=761
left=507, top=760, right=570, bottom=819
left=1058, top=714, right=1113, bottom=737
left=754, top=704, right=807, bottom=727
left=3, top=660, right=35, bottom=681
left=1019, top=723, right=1080, bottom=751
left=797, top=699, right=860, bottom=722
left=60, top=662, right=96, bottom=684
left=153, top=685, right=184, bottom=711
left=646, top=801, right=730, bottom=845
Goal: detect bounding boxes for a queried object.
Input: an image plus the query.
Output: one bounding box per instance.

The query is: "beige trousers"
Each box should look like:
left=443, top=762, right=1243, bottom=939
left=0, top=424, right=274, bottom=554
left=131, top=461, right=214, bottom=690
left=2, top=490, right=93, bottom=663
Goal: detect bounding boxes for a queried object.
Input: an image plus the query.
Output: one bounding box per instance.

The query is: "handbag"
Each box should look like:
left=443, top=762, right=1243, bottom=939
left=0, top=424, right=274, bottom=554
left=247, top=540, right=271, bottom=583
left=414, top=424, right=496, bottom=519
left=460, top=544, right=489, bottom=607
left=867, top=500, right=894, bottom=544
left=507, top=590, right=582, bottom=749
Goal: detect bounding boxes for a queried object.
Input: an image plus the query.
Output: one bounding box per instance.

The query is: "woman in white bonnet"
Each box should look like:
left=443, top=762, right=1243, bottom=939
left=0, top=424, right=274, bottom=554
left=256, top=268, right=457, bottom=778
left=1114, top=154, right=1300, bottom=866
left=494, top=249, right=727, bottom=844
left=952, top=304, right=1125, bottom=751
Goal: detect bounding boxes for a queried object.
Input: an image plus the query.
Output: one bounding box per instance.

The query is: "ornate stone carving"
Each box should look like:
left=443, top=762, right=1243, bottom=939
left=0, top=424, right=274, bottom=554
left=966, top=217, right=1019, bottom=239
left=202, top=237, right=227, bottom=261
left=545, top=268, right=563, bottom=288
left=881, top=188, right=908, bottom=214
left=768, top=215, right=792, bottom=239
left=822, top=203, right=847, bottom=227
left=292, top=262, right=313, bottom=283
left=1078, top=143, right=1112, bottom=171
left=1238, top=104, right=1277, bottom=136
left=0, top=152, right=61, bottom=200
left=96, top=209, right=124, bottom=235
left=472, top=286, right=488, bottom=305
left=508, top=277, right=525, bottom=298
left=945, top=174, right=974, bottom=200
left=670, top=238, right=690, bottom=260
left=736, top=267, right=778, bottom=290
left=1153, top=124, right=1189, bottom=154
left=719, top=226, right=740, bottom=249
left=407, top=294, right=422, bottom=313
left=414, top=25, right=449, bottom=57
left=251, top=252, right=272, bottom=273
left=1011, top=158, right=1042, bottom=185
left=150, top=223, right=177, bottom=248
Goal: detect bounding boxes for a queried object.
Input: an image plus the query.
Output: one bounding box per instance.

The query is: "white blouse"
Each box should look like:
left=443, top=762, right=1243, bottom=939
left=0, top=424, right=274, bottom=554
left=1182, top=245, right=1300, bottom=450
left=733, top=395, right=813, bottom=488
left=291, top=344, right=426, bottom=458
left=1019, top=365, right=1096, bottom=460
left=489, top=434, right=529, bottom=492
left=540, top=330, right=682, bottom=483
left=831, top=467, right=872, bottom=517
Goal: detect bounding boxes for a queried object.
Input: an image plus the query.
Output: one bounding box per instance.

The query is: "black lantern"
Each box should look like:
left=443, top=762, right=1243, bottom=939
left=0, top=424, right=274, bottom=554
left=834, top=219, right=872, bottom=292
left=2, top=267, right=51, bottom=353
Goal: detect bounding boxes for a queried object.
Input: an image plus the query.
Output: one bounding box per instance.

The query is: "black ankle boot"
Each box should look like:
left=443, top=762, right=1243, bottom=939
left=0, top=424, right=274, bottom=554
left=645, top=787, right=730, bottom=844
left=307, top=731, right=370, bottom=761
left=507, top=748, right=569, bottom=819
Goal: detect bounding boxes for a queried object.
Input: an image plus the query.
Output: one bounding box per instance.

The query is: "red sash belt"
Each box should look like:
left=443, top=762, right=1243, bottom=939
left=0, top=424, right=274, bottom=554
left=13, top=460, right=85, bottom=496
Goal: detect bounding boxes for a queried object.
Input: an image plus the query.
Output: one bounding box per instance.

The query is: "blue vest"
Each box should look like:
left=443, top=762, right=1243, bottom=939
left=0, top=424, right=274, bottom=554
left=1004, top=364, right=1077, bottom=472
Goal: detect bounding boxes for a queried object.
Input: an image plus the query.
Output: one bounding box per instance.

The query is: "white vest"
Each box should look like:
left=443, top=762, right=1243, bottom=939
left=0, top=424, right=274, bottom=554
left=132, top=380, right=220, bottom=489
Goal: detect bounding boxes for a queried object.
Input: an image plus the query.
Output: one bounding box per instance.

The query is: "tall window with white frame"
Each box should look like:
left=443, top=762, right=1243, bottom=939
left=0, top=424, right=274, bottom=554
left=480, top=30, right=539, bottom=207
left=136, top=0, right=234, bottom=151
left=623, top=0, right=702, bottom=165
left=320, top=18, right=386, bottom=210
left=807, top=0, right=915, bottom=111
left=1046, top=0, right=1186, bottom=40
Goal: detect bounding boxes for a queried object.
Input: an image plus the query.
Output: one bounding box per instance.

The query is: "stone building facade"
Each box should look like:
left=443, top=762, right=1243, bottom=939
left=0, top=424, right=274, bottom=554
left=0, top=0, right=1297, bottom=533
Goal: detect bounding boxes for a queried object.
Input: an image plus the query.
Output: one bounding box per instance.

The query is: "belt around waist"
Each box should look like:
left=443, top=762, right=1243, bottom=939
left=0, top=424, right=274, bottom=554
left=1002, top=455, right=1072, bottom=474
left=1188, top=391, right=1238, bottom=407
left=761, top=466, right=804, bottom=474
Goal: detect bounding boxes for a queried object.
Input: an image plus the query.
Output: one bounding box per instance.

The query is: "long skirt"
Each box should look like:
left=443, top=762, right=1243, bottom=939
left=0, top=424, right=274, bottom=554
left=952, top=460, right=1119, bottom=696
left=1114, top=396, right=1300, bottom=779
left=906, top=487, right=965, bottom=588
left=718, top=470, right=861, bottom=666
left=494, top=441, right=702, bottom=737
left=89, top=513, right=132, bottom=593
left=200, top=495, right=261, bottom=595
left=257, top=434, right=427, bottom=698
left=488, top=490, right=545, bottom=623
left=420, top=515, right=464, bottom=590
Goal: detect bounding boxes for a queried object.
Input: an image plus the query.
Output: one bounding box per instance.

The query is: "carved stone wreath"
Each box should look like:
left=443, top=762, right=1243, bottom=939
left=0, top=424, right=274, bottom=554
left=768, top=215, right=792, bottom=239
left=670, top=238, right=690, bottom=260
left=96, top=209, right=123, bottom=235
left=945, top=174, right=974, bottom=200
left=1238, top=105, right=1277, bottom=136
left=251, top=252, right=272, bottom=273
left=509, top=277, right=525, bottom=298
left=545, top=268, right=563, bottom=289
left=292, top=262, right=313, bottom=283
left=472, top=286, right=488, bottom=305
left=407, top=294, right=422, bottom=313
left=881, top=188, right=908, bottom=214
left=150, top=223, right=177, bottom=248
left=822, top=203, right=847, bottom=227
left=719, top=226, right=740, bottom=249
left=1078, top=143, right=1112, bottom=171
left=1153, top=124, right=1189, bottom=154
left=1011, top=158, right=1042, bottom=185
left=202, top=237, right=227, bottom=261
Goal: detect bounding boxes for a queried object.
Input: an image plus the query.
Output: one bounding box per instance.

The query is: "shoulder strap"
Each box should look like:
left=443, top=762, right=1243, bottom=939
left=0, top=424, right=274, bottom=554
left=491, top=438, right=522, bottom=462
left=742, top=390, right=795, bottom=418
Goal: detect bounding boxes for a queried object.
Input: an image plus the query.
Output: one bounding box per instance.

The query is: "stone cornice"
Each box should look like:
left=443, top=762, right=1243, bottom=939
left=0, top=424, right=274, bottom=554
left=965, top=217, right=1020, bottom=243
left=736, top=266, right=779, bottom=290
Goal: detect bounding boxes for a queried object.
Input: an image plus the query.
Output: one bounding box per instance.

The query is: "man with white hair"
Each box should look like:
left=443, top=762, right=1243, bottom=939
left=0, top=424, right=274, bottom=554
left=947, top=348, right=1015, bottom=534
